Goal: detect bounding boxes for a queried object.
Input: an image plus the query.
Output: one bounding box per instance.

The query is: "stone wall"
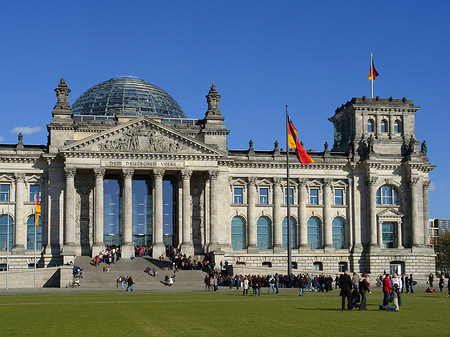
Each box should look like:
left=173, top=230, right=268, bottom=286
left=0, top=266, right=72, bottom=288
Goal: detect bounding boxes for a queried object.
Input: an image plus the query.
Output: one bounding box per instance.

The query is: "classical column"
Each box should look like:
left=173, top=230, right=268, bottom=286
left=12, top=173, right=26, bottom=252
left=396, top=221, right=403, bottom=249
left=207, top=170, right=221, bottom=252
left=409, top=177, right=422, bottom=247
left=152, top=169, right=165, bottom=257
left=121, top=168, right=134, bottom=258
left=368, top=176, right=378, bottom=249
left=247, top=177, right=258, bottom=252
left=92, top=168, right=105, bottom=254
left=323, top=178, right=333, bottom=250
left=273, top=177, right=283, bottom=252
left=62, top=167, right=77, bottom=259
left=298, top=179, right=308, bottom=250
left=423, top=181, right=431, bottom=247
left=180, top=169, right=194, bottom=256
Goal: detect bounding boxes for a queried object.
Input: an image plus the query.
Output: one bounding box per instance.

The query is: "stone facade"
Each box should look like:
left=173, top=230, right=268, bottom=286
left=0, top=78, right=435, bottom=281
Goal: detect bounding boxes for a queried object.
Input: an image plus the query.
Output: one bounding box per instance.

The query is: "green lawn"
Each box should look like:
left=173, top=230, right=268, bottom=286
left=0, top=287, right=448, bottom=336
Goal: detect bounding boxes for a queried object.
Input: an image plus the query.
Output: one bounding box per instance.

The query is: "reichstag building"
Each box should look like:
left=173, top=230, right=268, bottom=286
left=0, top=76, right=435, bottom=277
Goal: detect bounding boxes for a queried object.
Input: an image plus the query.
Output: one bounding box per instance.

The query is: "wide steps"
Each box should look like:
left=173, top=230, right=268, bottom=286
left=72, top=256, right=206, bottom=289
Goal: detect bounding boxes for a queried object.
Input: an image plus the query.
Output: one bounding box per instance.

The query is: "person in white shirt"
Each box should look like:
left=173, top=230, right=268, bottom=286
left=390, top=272, right=402, bottom=306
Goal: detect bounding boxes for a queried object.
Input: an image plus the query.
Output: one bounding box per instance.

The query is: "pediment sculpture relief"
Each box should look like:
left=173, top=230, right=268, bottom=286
left=98, top=126, right=186, bottom=153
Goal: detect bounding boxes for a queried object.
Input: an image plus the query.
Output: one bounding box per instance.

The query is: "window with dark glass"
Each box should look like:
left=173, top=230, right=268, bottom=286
left=257, top=216, right=271, bottom=249
left=26, top=216, right=42, bottom=250
left=310, top=188, right=319, bottom=205
left=231, top=216, right=245, bottom=249
left=163, top=178, right=178, bottom=247
left=332, top=217, right=345, bottom=249
left=0, top=215, right=13, bottom=250
left=282, top=217, right=296, bottom=249
left=367, top=119, right=374, bottom=132
left=382, top=222, right=395, bottom=248
left=334, top=189, right=344, bottom=205
left=103, top=179, right=122, bottom=247
left=259, top=187, right=269, bottom=204
left=233, top=187, right=243, bottom=204
left=376, top=185, right=399, bottom=205
left=284, top=188, right=294, bottom=205
left=394, top=120, right=400, bottom=133
left=381, top=120, right=388, bottom=133
left=307, top=217, right=321, bottom=249
left=132, top=178, right=152, bottom=246
left=29, top=184, right=40, bottom=202
left=0, top=184, right=10, bottom=202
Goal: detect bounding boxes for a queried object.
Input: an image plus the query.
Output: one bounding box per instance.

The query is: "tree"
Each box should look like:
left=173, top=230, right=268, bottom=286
left=438, top=232, right=450, bottom=272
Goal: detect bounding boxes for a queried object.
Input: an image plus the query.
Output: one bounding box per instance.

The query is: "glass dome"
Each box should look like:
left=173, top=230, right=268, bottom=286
left=72, top=76, right=186, bottom=118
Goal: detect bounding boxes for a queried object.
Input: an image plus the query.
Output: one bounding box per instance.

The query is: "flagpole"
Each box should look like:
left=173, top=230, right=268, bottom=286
left=34, top=199, right=37, bottom=290
left=6, top=193, right=10, bottom=291
left=371, top=53, right=374, bottom=98
left=285, top=105, right=292, bottom=276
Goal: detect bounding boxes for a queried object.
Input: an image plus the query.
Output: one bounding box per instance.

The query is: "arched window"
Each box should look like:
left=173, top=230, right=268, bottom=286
left=282, top=217, right=296, bottom=249
left=332, top=217, right=345, bottom=249
left=367, top=119, right=374, bottom=132
left=381, top=120, right=388, bottom=133
left=0, top=215, right=13, bottom=250
left=376, top=185, right=399, bottom=205
left=394, top=120, right=400, bottom=133
left=231, top=216, right=246, bottom=250
left=27, top=216, right=42, bottom=250
left=257, top=216, right=271, bottom=249
left=307, top=217, right=321, bottom=250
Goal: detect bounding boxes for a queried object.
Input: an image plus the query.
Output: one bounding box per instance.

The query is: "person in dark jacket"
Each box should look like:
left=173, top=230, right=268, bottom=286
left=359, top=273, right=371, bottom=311
left=339, top=270, right=353, bottom=310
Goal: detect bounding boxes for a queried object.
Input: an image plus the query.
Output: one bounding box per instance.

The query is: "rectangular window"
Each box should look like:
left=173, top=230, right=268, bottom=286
left=233, top=187, right=243, bottom=204
left=259, top=188, right=268, bottom=204
left=0, top=184, right=10, bottom=202
left=309, top=188, right=319, bottom=205
left=284, top=188, right=294, bottom=205
left=29, top=184, right=40, bottom=202
left=334, top=189, right=344, bottom=205
left=382, top=223, right=395, bottom=248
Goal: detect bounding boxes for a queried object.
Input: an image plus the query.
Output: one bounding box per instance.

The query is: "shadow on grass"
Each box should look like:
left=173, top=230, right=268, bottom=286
left=294, top=307, right=343, bottom=311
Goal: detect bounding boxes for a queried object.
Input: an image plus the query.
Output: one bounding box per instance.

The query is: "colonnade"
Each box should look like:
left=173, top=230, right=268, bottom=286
left=62, top=167, right=220, bottom=259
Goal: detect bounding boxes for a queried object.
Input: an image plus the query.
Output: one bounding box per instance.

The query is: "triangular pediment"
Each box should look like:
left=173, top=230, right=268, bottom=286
left=377, top=208, right=404, bottom=219
left=60, top=117, right=225, bottom=157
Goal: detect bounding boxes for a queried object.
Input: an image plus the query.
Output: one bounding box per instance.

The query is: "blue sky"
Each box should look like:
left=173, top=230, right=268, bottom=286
left=1, top=1, right=449, bottom=218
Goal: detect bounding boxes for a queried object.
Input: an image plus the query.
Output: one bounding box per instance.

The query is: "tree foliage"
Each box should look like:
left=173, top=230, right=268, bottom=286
left=438, top=232, right=450, bottom=271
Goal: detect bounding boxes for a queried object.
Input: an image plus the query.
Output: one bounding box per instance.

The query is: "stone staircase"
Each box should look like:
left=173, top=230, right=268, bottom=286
left=73, top=256, right=206, bottom=290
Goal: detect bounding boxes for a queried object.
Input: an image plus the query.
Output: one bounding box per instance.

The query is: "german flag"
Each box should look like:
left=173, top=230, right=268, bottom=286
left=35, top=198, right=41, bottom=228
left=368, top=59, right=379, bottom=80
left=287, top=117, right=314, bottom=165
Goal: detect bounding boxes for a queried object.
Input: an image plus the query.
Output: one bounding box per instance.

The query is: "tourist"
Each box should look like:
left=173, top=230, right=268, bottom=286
left=126, top=276, right=134, bottom=292
left=298, top=275, right=306, bottom=296
left=390, top=272, right=402, bottom=306
left=339, top=270, right=353, bottom=310
left=409, top=274, right=415, bottom=293
left=359, top=273, right=371, bottom=311
left=438, top=274, right=445, bottom=293
left=352, top=272, right=360, bottom=290
left=382, top=274, right=391, bottom=306
left=405, top=274, right=410, bottom=293
left=268, top=275, right=276, bottom=295
left=243, top=277, right=249, bottom=296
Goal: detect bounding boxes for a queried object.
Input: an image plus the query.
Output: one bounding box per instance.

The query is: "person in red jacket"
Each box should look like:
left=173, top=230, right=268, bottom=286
left=382, top=274, right=391, bottom=306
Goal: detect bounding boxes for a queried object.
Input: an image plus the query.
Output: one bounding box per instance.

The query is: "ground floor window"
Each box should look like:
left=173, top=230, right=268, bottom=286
left=0, top=215, right=13, bottom=250
left=332, top=217, right=345, bottom=249
left=313, top=261, right=323, bottom=271
left=26, top=216, right=42, bottom=250
left=338, top=262, right=348, bottom=273
left=257, top=216, right=271, bottom=249
left=231, top=216, right=246, bottom=249
left=307, top=217, right=321, bottom=250
left=282, top=217, right=296, bottom=249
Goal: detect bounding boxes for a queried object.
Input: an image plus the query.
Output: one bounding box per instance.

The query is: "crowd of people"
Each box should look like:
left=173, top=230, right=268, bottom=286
left=91, top=246, right=121, bottom=266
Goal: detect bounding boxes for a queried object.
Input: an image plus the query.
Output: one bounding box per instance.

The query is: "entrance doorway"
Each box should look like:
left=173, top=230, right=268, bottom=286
left=390, top=261, right=404, bottom=275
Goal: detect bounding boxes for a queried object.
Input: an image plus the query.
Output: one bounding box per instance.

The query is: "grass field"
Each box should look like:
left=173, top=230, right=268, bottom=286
left=0, top=287, right=448, bottom=336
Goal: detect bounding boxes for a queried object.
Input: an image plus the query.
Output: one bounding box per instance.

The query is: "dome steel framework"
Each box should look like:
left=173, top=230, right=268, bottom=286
left=72, top=76, right=185, bottom=118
